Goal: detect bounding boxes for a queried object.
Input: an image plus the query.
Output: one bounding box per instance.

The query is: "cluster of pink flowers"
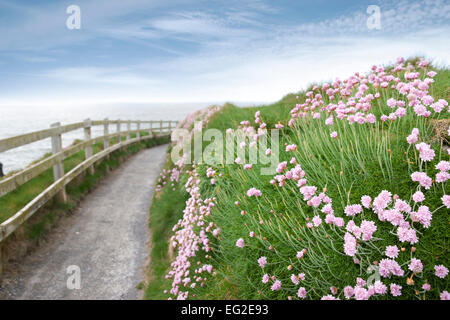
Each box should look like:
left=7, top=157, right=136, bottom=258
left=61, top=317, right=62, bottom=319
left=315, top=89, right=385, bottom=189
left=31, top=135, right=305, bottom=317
left=416, top=142, right=435, bottom=162
left=155, top=167, right=182, bottom=192
left=165, top=169, right=218, bottom=300
left=411, top=172, right=433, bottom=189
left=247, top=187, right=262, bottom=197
left=436, top=160, right=450, bottom=183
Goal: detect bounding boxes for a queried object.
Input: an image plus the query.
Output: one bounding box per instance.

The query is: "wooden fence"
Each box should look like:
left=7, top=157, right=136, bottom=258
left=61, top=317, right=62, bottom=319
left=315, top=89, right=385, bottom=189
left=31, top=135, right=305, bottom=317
left=0, top=119, right=177, bottom=276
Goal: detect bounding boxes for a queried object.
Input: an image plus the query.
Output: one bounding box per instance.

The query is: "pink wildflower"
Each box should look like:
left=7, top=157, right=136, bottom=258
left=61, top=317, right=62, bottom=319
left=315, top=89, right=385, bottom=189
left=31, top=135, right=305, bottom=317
left=408, top=258, right=423, bottom=273
left=297, top=287, right=307, bottom=298
left=434, top=265, right=448, bottom=279
left=258, top=256, right=267, bottom=268
left=361, top=195, right=372, bottom=208
left=271, top=280, right=281, bottom=291
left=442, top=195, right=450, bottom=208
left=344, top=286, right=354, bottom=299
left=330, top=131, right=338, bottom=138
left=247, top=188, right=262, bottom=197
left=390, top=283, right=402, bottom=297
left=344, top=232, right=357, bottom=257
left=385, top=245, right=399, bottom=259
left=235, top=238, right=245, bottom=248
left=412, top=191, right=425, bottom=203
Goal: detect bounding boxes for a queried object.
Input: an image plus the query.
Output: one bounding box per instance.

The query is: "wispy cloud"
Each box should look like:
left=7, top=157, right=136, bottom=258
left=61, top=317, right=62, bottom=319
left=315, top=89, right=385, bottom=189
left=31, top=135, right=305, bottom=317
left=0, top=0, right=449, bottom=105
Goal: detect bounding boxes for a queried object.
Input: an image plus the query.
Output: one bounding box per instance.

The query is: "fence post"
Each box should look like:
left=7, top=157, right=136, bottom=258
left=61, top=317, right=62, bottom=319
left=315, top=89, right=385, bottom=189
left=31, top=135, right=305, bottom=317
left=160, top=120, right=163, bottom=136
left=137, top=120, right=141, bottom=139
left=104, top=118, right=110, bottom=150
left=50, top=122, right=67, bottom=203
left=127, top=120, right=131, bottom=140
left=84, top=119, right=94, bottom=175
left=116, top=120, right=121, bottom=144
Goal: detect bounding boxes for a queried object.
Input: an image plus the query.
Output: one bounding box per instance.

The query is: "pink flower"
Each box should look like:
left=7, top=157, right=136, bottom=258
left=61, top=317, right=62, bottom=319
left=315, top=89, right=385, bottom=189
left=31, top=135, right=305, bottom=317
left=236, top=238, right=245, bottom=248
left=436, top=171, right=450, bottom=183
left=436, top=160, right=450, bottom=172
left=344, top=286, right=354, bottom=299
left=276, top=161, right=287, bottom=173
left=408, top=258, right=423, bottom=273
left=330, top=131, right=338, bottom=138
left=297, top=287, right=307, bottom=298
left=422, top=283, right=431, bottom=291
left=290, top=274, right=299, bottom=285
left=271, top=280, right=281, bottom=291
left=296, top=249, right=306, bottom=259
left=397, top=226, right=418, bottom=244
left=412, top=191, right=425, bottom=203
left=258, top=256, right=267, bottom=268
left=374, top=281, right=387, bottom=295
left=440, top=291, right=450, bottom=300
left=415, top=142, right=435, bottom=162
left=247, top=188, right=262, bottom=197
left=361, top=195, right=372, bottom=208
left=243, top=164, right=253, bottom=170
left=354, top=287, right=369, bottom=300
left=344, top=232, right=357, bottom=257
left=385, top=245, right=399, bottom=259
left=312, top=215, right=322, bottom=227
left=442, top=195, right=450, bottom=208
left=390, top=283, right=402, bottom=297
left=286, top=144, right=297, bottom=152
left=410, top=205, right=432, bottom=228
left=411, top=172, right=433, bottom=189
left=379, top=259, right=404, bottom=277
left=360, top=220, right=377, bottom=241
left=434, top=265, right=448, bottom=279
left=262, top=274, right=269, bottom=283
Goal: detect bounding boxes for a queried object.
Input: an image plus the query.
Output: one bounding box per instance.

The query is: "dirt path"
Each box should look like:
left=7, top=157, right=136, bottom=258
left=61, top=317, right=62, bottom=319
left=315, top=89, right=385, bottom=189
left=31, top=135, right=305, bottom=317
left=0, top=144, right=168, bottom=300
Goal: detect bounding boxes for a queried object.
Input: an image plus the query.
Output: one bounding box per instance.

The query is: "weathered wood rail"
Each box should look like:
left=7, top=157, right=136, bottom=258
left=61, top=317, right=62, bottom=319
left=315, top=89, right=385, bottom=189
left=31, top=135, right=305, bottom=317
left=0, top=119, right=177, bottom=278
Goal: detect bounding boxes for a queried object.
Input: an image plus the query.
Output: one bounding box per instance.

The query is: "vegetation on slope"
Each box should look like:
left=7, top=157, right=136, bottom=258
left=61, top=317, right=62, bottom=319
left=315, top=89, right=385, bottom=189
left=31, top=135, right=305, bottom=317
left=147, top=57, right=449, bottom=300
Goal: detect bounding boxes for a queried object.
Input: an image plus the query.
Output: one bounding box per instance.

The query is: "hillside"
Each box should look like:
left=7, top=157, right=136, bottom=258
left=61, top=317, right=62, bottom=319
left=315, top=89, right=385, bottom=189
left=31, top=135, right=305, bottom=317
left=146, top=57, right=450, bottom=300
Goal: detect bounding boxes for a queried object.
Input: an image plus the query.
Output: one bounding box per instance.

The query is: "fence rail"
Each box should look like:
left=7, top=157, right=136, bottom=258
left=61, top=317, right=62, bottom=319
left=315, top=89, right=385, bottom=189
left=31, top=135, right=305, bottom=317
left=0, top=119, right=177, bottom=248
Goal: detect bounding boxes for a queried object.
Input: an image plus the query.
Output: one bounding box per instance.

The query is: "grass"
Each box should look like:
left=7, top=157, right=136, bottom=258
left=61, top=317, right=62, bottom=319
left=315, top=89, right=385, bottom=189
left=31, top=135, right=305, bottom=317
left=146, top=58, right=449, bottom=300
left=0, top=133, right=170, bottom=241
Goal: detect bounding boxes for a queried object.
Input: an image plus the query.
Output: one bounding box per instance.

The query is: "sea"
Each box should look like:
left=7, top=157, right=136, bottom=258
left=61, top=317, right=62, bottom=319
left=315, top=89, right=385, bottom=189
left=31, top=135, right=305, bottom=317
left=0, top=102, right=259, bottom=174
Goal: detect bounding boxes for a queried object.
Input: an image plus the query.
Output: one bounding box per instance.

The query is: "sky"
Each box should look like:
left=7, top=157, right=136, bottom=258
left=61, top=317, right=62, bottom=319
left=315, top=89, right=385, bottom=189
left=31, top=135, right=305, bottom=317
left=0, top=0, right=449, bottom=106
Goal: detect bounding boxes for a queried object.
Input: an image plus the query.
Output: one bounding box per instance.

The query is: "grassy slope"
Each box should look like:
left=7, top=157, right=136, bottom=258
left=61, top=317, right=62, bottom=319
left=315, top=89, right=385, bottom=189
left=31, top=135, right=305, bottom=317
left=147, top=60, right=449, bottom=300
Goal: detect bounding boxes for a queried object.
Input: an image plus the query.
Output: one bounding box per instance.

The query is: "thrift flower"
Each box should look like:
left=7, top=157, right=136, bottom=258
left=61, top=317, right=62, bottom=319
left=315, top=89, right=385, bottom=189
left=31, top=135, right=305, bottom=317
left=258, top=256, right=267, bottom=268
left=236, top=238, right=245, bottom=248
left=390, top=284, right=402, bottom=297
left=271, top=280, right=281, bottom=291
left=434, top=265, right=448, bottom=279
left=297, top=287, right=307, bottom=298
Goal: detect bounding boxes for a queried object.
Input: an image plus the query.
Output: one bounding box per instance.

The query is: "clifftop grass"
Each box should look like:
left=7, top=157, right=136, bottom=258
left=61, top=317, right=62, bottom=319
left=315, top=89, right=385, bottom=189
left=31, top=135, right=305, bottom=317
left=147, top=58, right=449, bottom=300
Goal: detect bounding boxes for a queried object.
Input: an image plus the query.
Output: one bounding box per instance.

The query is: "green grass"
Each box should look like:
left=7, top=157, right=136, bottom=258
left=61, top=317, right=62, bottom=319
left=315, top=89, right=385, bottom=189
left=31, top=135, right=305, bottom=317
left=147, top=59, right=449, bottom=300
left=0, top=133, right=170, bottom=241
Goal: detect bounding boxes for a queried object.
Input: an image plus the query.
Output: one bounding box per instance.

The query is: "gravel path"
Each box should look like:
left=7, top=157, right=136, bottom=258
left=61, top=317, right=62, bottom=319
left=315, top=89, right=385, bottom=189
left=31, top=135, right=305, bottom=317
left=0, top=144, right=168, bottom=300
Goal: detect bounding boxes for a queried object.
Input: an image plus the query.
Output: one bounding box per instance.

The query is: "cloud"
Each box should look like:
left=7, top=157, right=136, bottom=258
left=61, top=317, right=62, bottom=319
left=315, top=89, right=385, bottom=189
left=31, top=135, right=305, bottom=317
left=0, top=0, right=449, bottom=106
